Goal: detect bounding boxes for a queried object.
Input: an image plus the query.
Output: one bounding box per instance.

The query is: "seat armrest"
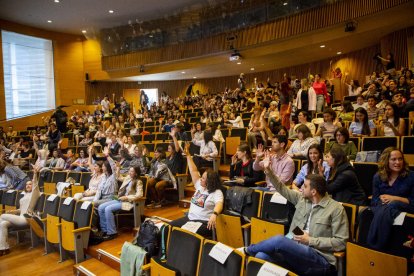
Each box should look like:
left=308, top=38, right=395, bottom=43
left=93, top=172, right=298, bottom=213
left=182, top=208, right=189, bottom=214
left=241, top=223, right=251, bottom=230
left=141, top=264, right=151, bottom=271
left=40, top=218, right=47, bottom=222
left=255, top=181, right=266, bottom=187
left=72, top=227, right=91, bottom=233
left=334, top=251, right=345, bottom=258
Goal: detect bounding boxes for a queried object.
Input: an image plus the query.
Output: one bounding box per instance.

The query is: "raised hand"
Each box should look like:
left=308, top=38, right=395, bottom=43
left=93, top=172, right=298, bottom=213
left=263, top=150, right=271, bottom=170
left=170, top=127, right=177, bottom=137
left=231, top=153, right=238, bottom=165
left=103, top=146, right=109, bottom=156
left=318, top=159, right=325, bottom=175
left=256, top=144, right=265, bottom=158
left=184, top=142, right=191, bottom=156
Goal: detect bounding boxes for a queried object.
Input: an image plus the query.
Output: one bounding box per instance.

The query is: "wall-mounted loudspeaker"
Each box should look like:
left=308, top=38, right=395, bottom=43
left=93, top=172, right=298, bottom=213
left=85, top=73, right=89, bottom=81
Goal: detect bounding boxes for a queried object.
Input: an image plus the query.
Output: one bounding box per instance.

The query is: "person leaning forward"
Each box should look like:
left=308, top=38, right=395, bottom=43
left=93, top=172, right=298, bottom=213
left=241, top=151, right=349, bottom=276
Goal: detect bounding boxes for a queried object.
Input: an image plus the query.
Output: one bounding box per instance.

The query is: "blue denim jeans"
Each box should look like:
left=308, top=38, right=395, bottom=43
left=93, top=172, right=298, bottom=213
left=247, top=235, right=333, bottom=276
left=316, top=95, right=325, bottom=113
left=98, top=199, right=122, bottom=235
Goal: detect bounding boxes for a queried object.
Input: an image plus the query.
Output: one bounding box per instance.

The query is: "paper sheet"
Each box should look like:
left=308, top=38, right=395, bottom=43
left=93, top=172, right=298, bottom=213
left=270, top=192, right=287, bottom=205
left=63, top=197, right=74, bottom=205
left=181, top=221, right=203, bottom=233
left=257, top=261, right=289, bottom=276
left=80, top=201, right=91, bottom=210
left=47, top=194, right=57, bottom=202
left=208, top=242, right=233, bottom=264
left=393, top=212, right=407, bottom=226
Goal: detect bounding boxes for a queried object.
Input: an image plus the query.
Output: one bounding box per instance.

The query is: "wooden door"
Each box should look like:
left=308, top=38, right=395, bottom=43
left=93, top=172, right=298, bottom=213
left=123, top=89, right=140, bottom=113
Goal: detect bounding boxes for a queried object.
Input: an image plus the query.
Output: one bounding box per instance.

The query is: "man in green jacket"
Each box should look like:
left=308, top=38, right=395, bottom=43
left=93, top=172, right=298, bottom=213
left=240, top=151, right=349, bottom=275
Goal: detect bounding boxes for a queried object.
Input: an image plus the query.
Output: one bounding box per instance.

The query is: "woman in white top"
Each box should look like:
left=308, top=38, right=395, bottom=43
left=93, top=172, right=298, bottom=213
left=124, top=136, right=136, bottom=155
left=192, top=129, right=218, bottom=169
left=0, top=166, right=40, bottom=255
left=287, top=124, right=318, bottom=159
left=192, top=123, right=204, bottom=142
left=73, top=146, right=105, bottom=201
left=380, top=103, right=405, bottom=136
left=345, top=77, right=362, bottom=96
left=227, top=112, right=244, bottom=128
left=169, top=143, right=223, bottom=238
left=295, top=78, right=316, bottom=113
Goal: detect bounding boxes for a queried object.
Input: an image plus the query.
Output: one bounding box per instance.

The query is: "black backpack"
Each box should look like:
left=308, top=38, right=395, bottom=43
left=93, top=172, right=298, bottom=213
left=134, top=220, right=160, bottom=257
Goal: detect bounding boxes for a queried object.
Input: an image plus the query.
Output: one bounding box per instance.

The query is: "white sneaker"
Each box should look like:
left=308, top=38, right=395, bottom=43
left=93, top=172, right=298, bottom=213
left=236, top=247, right=247, bottom=255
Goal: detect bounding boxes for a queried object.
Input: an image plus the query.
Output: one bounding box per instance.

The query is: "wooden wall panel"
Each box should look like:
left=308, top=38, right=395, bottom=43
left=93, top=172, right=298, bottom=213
left=86, top=44, right=381, bottom=103
left=101, top=0, right=411, bottom=71
left=380, top=27, right=414, bottom=69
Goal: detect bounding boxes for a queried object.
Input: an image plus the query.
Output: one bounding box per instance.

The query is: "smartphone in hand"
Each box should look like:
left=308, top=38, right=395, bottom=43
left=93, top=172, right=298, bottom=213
left=292, top=226, right=304, bottom=235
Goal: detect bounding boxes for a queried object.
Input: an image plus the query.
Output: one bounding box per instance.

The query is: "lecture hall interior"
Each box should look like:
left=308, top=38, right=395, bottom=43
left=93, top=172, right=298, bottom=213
left=0, top=0, right=414, bottom=275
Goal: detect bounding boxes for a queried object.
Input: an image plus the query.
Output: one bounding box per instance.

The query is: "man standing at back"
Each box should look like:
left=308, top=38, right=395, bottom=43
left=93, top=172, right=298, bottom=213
left=241, top=151, right=349, bottom=275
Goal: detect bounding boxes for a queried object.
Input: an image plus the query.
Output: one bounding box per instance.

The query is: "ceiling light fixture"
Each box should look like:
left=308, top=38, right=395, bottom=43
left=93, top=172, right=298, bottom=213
left=320, top=45, right=325, bottom=48
left=47, top=20, right=52, bottom=23
left=337, top=51, right=342, bottom=55
left=82, top=30, right=87, bottom=34
left=193, top=76, right=197, bottom=79
left=54, top=0, right=60, bottom=3
left=250, top=68, right=255, bottom=71
left=283, top=2, right=288, bottom=6
left=109, top=10, right=114, bottom=14
left=237, top=62, right=242, bottom=65
left=181, top=71, right=186, bottom=74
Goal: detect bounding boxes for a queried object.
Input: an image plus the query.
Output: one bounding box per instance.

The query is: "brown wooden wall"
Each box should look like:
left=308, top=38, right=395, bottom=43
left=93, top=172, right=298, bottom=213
left=86, top=44, right=382, bottom=103
left=380, top=27, right=414, bottom=69
left=101, top=0, right=411, bottom=71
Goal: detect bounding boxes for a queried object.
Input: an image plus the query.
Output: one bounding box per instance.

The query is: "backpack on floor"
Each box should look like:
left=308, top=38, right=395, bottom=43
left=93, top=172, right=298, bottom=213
left=134, top=220, right=160, bottom=257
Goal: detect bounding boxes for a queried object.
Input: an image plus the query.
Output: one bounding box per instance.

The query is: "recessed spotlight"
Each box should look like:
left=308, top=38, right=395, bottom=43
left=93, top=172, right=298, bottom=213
left=337, top=51, right=342, bottom=55
left=181, top=71, right=186, bottom=74
left=108, top=10, right=114, bottom=14
left=47, top=20, right=52, bottom=23
left=193, top=76, right=197, bottom=79
left=54, top=0, right=60, bottom=3
left=82, top=30, right=87, bottom=34
left=250, top=67, right=255, bottom=71
left=237, top=62, right=242, bottom=65
left=283, top=2, right=288, bottom=6
left=320, top=45, right=325, bottom=48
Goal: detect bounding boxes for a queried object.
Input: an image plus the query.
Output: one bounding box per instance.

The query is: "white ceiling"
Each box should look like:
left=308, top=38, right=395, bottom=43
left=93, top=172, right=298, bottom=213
left=0, top=0, right=211, bottom=35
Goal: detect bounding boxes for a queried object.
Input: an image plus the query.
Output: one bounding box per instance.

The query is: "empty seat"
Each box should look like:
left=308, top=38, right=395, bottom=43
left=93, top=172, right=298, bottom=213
left=352, top=162, right=378, bottom=198
left=246, top=256, right=297, bottom=276
left=198, top=240, right=244, bottom=276
left=60, top=200, right=94, bottom=263
left=45, top=196, right=76, bottom=254
left=361, top=136, right=399, bottom=152
left=143, top=227, right=203, bottom=276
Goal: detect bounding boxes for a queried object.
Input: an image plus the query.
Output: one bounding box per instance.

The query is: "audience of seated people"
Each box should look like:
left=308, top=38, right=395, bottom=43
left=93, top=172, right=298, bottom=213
left=0, top=64, right=413, bottom=275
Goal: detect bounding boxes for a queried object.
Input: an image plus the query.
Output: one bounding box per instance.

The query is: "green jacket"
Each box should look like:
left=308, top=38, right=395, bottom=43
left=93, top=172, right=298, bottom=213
left=266, top=169, right=349, bottom=267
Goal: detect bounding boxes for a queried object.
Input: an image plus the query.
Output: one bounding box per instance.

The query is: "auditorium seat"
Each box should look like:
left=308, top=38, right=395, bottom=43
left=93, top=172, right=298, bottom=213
left=45, top=196, right=76, bottom=255
left=198, top=240, right=245, bottom=276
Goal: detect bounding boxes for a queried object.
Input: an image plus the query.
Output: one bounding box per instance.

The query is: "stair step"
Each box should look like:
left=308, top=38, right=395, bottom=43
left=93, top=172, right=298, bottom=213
left=95, top=249, right=121, bottom=271
left=74, top=258, right=119, bottom=276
